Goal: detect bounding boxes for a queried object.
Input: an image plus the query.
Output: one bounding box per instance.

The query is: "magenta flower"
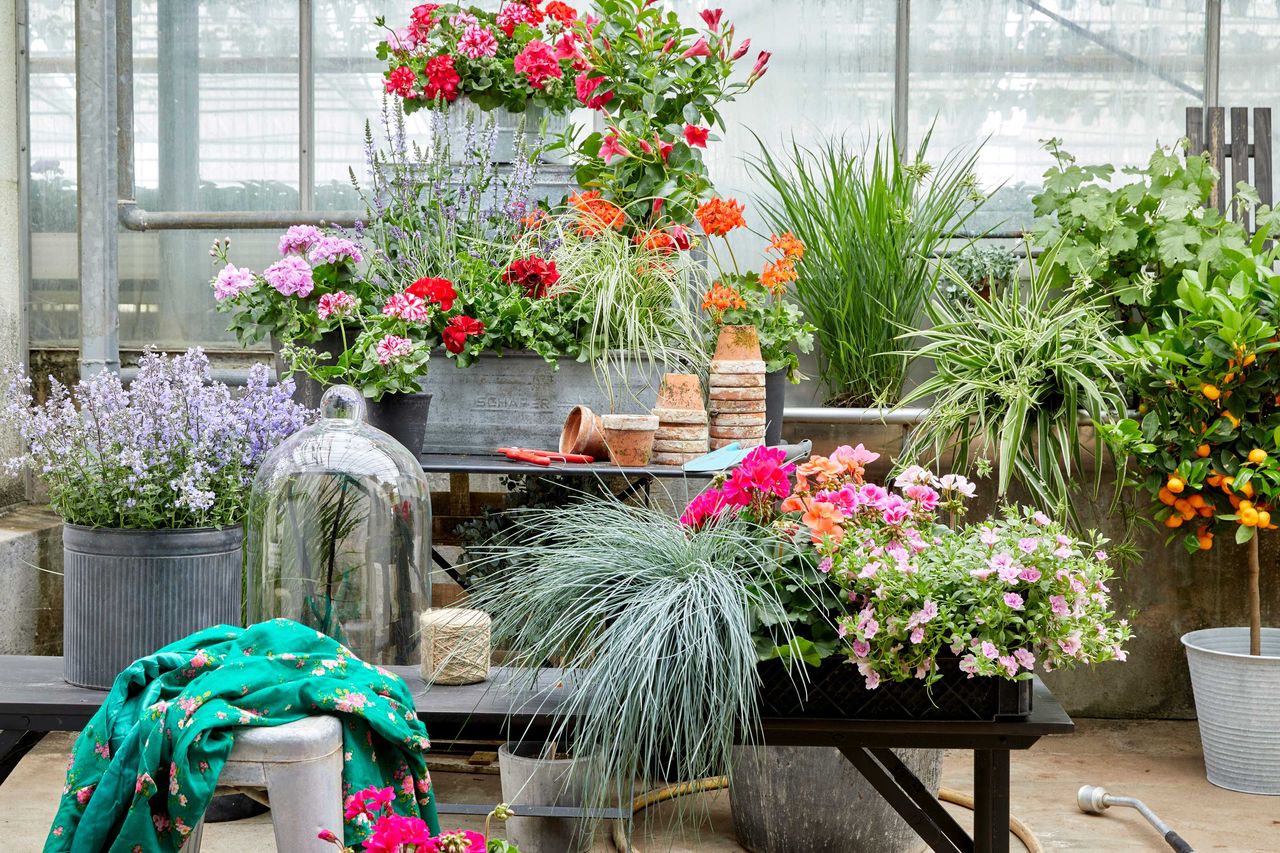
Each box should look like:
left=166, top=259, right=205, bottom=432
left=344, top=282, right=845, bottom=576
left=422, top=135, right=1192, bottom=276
left=382, top=293, right=430, bottom=323
left=317, top=291, right=357, bottom=321
left=263, top=256, right=314, bottom=297
left=680, top=37, right=712, bottom=60
left=903, top=483, right=940, bottom=511
left=213, top=264, right=256, bottom=300
left=277, top=224, right=323, bottom=256
left=880, top=495, right=912, bottom=526
left=817, top=557, right=833, bottom=574
left=851, top=639, right=870, bottom=657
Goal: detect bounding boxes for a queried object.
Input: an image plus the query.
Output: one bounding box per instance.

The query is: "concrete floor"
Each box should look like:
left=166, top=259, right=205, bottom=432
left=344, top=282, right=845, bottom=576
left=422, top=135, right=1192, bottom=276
left=3, top=721, right=1276, bottom=852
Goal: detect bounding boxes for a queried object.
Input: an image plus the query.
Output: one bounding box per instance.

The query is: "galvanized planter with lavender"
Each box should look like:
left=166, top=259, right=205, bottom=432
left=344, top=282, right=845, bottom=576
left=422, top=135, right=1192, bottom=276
left=0, top=350, right=310, bottom=689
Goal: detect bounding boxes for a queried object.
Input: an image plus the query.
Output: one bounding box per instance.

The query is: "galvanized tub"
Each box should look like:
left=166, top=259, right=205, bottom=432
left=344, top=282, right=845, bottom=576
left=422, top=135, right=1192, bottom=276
left=63, top=525, right=244, bottom=689
left=731, top=745, right=942, bottom=853
left=424, top=353, right=664, bottom=455
left=1182, top=626, right=1280, bottom=795
left=445, top=100, right=571, bottom=165
left=498, top=742, right=593, bottom=853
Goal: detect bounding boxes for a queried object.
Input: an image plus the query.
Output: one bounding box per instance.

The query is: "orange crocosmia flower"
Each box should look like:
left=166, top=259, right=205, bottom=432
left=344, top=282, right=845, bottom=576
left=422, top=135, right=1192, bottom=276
left=695, top=197, right=747, bottom=237
left=797, top=455, right=843, bottom=486
left=702, top=282, right=747, bottom=313
left=802, top=501, right=846, bottom=544
left=569, top=191, right=625, bottom=236
left=760, top=257, right=798, bottom=293
left=769, top=232, right=805, bottom=259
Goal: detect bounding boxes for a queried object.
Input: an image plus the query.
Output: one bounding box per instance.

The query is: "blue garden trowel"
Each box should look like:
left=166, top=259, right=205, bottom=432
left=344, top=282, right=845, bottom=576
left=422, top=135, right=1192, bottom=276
left=682, top=440, right=812, bottom=474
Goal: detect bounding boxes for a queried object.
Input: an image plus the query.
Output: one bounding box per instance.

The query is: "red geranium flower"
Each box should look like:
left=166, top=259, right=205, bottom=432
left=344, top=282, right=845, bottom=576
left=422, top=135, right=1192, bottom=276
left=442, top=315, right=484, bottom=354
left=407, top=276, right=456, bottom=311
left=545, top=1, right=577, bottom=25
left=384, top=65, right=416, bottom=98
left=503, top=256, right=561, bottom=298
left=422, top=54, right=461, bottom=102
left=408, top=4, right=440, bottom=42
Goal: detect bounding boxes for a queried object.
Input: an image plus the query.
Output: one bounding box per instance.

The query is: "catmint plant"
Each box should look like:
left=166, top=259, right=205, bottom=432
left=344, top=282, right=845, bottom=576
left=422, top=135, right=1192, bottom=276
left=0, top=350, right=311, bottom=530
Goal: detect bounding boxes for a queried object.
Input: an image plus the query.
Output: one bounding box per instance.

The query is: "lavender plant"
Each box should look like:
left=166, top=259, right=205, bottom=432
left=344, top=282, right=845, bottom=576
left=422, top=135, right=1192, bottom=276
left=0, top=350, right=310, bottom=529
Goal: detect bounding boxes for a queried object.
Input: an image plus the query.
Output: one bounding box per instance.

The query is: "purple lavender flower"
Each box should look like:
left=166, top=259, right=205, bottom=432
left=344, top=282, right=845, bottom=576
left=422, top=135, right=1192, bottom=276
left=263, top=256, right=315, bottom=298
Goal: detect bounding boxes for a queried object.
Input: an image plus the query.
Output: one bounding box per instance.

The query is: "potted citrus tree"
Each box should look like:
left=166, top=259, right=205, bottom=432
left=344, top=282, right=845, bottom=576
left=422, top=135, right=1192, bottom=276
left=1105, top=239, right=1280, bottom=794
left=0, top=349, right=310, bottom=689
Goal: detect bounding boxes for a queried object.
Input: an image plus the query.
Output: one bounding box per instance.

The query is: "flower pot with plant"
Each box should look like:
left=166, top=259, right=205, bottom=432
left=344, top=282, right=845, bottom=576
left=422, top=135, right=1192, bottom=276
left=322, top=789, right=520, bottom=853
left=944, top=244, right=1020, bottom=304
left=0, top=350, right=310, bottom=689
left=1103, top=238, right=1280, bottom=794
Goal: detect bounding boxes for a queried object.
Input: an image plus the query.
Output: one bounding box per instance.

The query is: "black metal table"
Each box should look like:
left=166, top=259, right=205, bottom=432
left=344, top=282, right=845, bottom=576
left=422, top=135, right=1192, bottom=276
left=0, top=657, right=1072, bottom=852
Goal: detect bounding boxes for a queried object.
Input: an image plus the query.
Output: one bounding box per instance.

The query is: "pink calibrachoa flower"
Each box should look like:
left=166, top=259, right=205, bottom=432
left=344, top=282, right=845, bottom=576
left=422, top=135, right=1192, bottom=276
left=317, top=291, right=358, bottom=321
left=213, top=264, right=255, bottom=300
left=1032, top=511, right=1052, bottom=526
left=1003, top=592, right=1024, bottom=610
left=382, top=292, right=431, bottom=323
left=903, top=483, right=940, bottom=511
left=263, top=256, right=314, bottom=297
left=1049, top=595, right=1069, bottom=617
left=375, top=335, right=414, bottom=365
left=457, top=24, right=498, bottom=59
left=513, top=39, right=563, bottom=90
left=1014, top=648, right=1036, bottom=669
left=979, top=527, right=999, bottom=547
left=1017, top=537, right=1040, bottom=554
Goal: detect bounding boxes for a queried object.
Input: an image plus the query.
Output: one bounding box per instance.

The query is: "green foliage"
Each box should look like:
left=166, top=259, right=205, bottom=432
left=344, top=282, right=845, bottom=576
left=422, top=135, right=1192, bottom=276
left=1031, top=138, right=1278, bottom=322
left=559, top=0, right=762, bottom=229
left=941, top=244, right=1020, bottom=305
left=1103, top=233, right=1280, bottom=553
left=748, top=131, right=987, bottom=406
left=467, top=500, right=817, bottom=826
left=898, top=242, right=1132, bottom=529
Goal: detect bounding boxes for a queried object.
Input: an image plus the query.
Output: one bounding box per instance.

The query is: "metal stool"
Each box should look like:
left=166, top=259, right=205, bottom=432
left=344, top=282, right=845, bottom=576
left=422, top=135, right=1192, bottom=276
left=186, top=716, right=344, bottom=853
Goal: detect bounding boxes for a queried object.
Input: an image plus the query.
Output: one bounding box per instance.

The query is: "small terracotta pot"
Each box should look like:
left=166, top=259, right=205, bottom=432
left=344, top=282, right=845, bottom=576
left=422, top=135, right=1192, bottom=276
left=560, top=405, right=608, bottom=460
left=712, top=325, right=762, bottom=362
left=656, top=373, right=705, bottom=412
left=601, top=414, right=659, bottom=467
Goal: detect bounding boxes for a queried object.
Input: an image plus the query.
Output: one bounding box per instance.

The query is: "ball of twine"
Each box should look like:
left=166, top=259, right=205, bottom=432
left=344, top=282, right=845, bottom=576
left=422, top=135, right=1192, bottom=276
left=419, top=608, right=491, bottom=686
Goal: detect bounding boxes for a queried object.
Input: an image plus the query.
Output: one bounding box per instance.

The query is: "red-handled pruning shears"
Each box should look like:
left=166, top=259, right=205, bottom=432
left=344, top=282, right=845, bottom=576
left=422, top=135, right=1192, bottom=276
left=498, top=447, right=595, bottom=466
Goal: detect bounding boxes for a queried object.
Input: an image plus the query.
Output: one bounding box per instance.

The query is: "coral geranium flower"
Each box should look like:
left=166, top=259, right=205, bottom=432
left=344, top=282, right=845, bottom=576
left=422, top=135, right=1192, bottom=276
left=802, top=501, right=846, bottom=544
left=695, top=198, right=747, bottom=237
left=769, top=232, right=805, bottom=259
left=760, top=257, right=798, bottom=293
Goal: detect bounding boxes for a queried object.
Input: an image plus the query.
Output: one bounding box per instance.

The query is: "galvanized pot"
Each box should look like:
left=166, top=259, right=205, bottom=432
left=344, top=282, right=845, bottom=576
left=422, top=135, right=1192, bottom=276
left=366, top=392, right=432, bottom=461
left=498, top=742, right=593, bottom=853
left=1182, top=626, right=1280, bottom=795
left=764, top=369, right=787, bottom=447
left=62, top=524, right=244, bottom=689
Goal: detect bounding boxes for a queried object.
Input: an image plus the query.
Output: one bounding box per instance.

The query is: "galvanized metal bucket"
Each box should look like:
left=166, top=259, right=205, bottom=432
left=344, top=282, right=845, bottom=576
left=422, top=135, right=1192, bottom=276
left=498, top=742, right=593, bottom=853
left=1182, top=626, right=1280, bottom=795
left=63, top=524, right=244, bottom=689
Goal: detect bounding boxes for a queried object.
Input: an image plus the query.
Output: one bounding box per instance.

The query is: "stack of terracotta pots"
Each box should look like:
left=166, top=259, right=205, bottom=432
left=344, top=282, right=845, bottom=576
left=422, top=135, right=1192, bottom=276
left=652, top=373, right=709, bottom=466
left=709, top=326, right=766, bottom=451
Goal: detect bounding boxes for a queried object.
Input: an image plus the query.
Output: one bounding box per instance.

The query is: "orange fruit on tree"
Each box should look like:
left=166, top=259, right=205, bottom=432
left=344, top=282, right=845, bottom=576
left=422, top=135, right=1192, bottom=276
left=1197, top=536, right=1213, bottom=550
left=1188, top=494, right=1206, bottom=508
left=1248, top=448, right=1268, bottom=465
left=1198, top=505, right=1215, bottom=517
left=1240, top=507, right=1260, bottom=527
left=1167, top=476, right=1186, bottom=493
left=1196, top=444, right=1211, bottom=458
left=1224, top=411, right=1241, bottom=429
left=1259, top=510, right=1272, bottom=527
left=1202, top=384, right=1221, bottom=401
left=1157, top=487, right=1176, bottom=505
left=1165, top=514, right=1184, bottom=528
left=1239, top=480, right=1255, bottom=498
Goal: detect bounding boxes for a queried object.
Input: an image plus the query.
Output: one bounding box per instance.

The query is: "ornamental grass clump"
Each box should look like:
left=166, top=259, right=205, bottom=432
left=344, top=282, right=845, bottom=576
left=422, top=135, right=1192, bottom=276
left=0, top=349, right=310, bottom=529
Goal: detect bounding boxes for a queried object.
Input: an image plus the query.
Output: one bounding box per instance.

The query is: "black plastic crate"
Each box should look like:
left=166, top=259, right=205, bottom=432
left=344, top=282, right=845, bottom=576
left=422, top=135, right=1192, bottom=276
left=756, top=655, right=1034, bottom=722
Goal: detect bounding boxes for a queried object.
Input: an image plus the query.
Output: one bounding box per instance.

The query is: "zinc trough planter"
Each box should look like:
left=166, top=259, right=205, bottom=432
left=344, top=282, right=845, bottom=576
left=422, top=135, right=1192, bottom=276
left=62, top=524, right=244, bottom=690
left=1182, top=626, right=1280, bottom=795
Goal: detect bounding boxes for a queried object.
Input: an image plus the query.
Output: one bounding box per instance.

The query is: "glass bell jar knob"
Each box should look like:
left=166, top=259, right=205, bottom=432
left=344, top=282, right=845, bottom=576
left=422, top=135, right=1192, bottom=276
left=319, top=384, right=368, bottom=424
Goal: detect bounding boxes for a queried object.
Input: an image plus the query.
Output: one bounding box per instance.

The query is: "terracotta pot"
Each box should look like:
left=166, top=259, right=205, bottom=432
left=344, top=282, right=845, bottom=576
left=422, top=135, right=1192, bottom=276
left=712, top=325, right=762, bottom=362
left=559, top=405, right=608, bottom=460
left=601, top=414, right=659, bottom=467
left=655, top=373, right=705, bottom=412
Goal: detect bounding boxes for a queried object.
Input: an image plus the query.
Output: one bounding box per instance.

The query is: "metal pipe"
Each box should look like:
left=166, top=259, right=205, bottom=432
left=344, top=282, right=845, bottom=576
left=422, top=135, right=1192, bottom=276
left=117, top=201, right=361, bottom=231
left=784, top=407, right=930, bottom=426
left=1077, top=785, right=1194, bottom=853
left=298, top=0, right=315, bottom=212
left=1204, top=0, right=1220, bottom=110
left=75, top=0, right=121, bottom=378
left=118, top=366, right=276, bottom=387
left=893, top=0, right=910, bottom=156
left=16, top=0, right=31, bottom=357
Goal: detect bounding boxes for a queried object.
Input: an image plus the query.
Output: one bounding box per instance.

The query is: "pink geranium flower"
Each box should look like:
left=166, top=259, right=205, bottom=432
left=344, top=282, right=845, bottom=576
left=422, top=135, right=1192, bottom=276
left=457, top=24, right=498, bottom=59
left=375, top=335, right=414, bottom=365
left=382, top=292, right=430, bottom=323
left=514, top=39, right=563, bottom=90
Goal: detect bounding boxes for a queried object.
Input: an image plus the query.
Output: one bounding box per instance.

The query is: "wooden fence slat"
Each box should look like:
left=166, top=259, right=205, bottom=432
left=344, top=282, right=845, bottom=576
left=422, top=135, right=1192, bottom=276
left=1187, top=106, right=1204, bottom=155
left=1255, top=108, right=1273, bottom=208
left=1231, top=107, right=1250, bottom=228
left=1208, top=107, right=1227, bottom=214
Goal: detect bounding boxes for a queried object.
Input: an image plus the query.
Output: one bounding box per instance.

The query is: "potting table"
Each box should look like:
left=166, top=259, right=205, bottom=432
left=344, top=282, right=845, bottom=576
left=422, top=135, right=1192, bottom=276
left=0, top=658, right=1072, bottom=851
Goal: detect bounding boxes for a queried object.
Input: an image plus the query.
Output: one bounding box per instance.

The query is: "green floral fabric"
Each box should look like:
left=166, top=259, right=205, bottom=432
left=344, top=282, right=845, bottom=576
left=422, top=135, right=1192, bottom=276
left=45, top=618, right=439, bottom=852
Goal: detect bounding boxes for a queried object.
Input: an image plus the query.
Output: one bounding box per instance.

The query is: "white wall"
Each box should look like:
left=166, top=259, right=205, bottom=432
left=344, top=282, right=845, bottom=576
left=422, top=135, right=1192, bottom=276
left=0, top=0, right=26, bottom=508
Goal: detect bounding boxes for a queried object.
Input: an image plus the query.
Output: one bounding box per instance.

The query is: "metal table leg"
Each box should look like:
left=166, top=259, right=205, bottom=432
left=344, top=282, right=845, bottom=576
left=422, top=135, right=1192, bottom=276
left=840, top=745, right=973, bottom=853
left=973, top=749, right=1011, bottom=853
left=0, top=730, right=46, bottom=787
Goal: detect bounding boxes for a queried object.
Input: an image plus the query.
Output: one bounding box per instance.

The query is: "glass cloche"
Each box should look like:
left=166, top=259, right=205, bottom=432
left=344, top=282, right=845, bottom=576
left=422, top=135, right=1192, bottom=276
left=248, top=385, right=430, bottom=665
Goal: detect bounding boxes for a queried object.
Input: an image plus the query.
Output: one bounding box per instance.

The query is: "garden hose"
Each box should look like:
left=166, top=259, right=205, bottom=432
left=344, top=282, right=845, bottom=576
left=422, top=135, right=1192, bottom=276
left=607, top=779, right=1045, bottom=853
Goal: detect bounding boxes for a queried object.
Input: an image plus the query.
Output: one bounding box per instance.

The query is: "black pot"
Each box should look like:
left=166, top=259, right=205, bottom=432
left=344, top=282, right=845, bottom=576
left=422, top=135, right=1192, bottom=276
left=367, top=392, right=433, bottom=460
left=764, top=369, right=787, bottom=447
left=756, top=655, right=1033, bottom=722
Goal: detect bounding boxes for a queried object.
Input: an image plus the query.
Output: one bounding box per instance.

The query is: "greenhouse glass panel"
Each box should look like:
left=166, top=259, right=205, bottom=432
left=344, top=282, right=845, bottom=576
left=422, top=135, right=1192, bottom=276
left=909, top=0, right=1205, bottom=234
left=1219, top=0, right=1280, bottom=187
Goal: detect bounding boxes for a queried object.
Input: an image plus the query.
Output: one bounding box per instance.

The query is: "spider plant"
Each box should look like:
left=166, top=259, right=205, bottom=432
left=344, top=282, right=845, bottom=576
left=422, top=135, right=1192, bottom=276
left=747, top=130, right=987, bottom=407
left=896, top=242, right=1131, bottom=531
left=466, top=497, right=814, bottom=829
